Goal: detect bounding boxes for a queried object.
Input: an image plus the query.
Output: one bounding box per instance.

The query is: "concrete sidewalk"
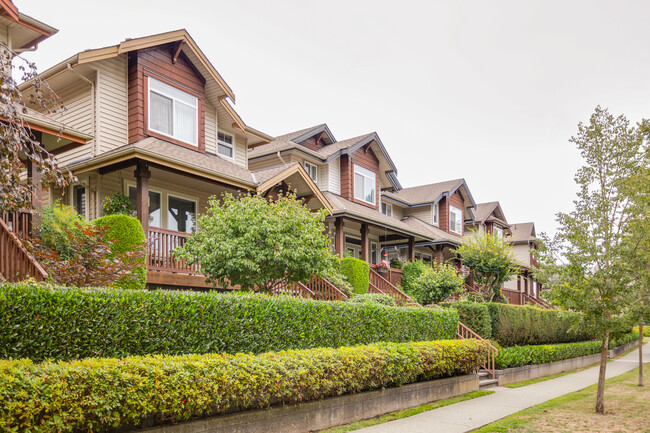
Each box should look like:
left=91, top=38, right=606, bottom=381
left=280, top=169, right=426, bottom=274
left=360, top=343, right=646, bottom=433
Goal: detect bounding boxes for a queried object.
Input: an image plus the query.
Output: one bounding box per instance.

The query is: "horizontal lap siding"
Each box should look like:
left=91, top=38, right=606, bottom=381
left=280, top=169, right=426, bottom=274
left=95, top=57, right=128, bottom=153
left=205, top=101, right=217, bottom=155
left=343, top=146, right=380, bottom=210
left=327, top=159, right=340, bottom=194
left=215, top=102, right=247, bottom=168
left=47, top=84, right=94, bottom=166
left=404, top=205, right=432, bottom=224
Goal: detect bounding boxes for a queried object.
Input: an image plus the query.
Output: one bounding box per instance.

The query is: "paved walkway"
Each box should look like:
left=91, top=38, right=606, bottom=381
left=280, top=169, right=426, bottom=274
left=361, top=343, right=646, bottom=433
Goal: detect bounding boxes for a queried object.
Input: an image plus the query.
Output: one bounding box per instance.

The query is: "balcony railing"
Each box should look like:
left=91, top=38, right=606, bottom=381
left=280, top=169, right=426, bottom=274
left=147, top=227, right=200, bottom=275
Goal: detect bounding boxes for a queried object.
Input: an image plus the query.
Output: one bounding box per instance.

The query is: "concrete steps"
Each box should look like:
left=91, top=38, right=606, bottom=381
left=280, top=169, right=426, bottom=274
left=479, top=370, right=498, bottom=389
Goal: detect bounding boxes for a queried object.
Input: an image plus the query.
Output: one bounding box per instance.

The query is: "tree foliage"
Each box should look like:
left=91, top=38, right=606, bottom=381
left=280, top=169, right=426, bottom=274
left=175, top=192, right=335, bottom=292
left=454, top=230, right=518, bottom=302
left=537, top=106, right=648, bottom=413
left=0, top=47, right=72, bottom=212
left=410, top=263, right=465, bottom=305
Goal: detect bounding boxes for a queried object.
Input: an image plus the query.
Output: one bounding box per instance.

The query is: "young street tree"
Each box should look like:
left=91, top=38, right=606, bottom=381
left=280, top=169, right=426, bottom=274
left=454, top=230, right=518, bottom=302
left=0, top=46, right=71, bottom=212
left=175, top=192, right=335, bottom=293
left=540, top=107, right=646, bottom=413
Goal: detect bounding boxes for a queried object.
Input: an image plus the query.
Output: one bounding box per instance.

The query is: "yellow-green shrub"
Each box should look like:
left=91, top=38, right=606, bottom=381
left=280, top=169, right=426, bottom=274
left=0, top=339, right=490, bottom=433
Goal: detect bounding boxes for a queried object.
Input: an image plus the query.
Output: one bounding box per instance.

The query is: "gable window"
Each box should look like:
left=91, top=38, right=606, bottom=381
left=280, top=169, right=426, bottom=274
left=354, top=164, right=376, bottom=205
left=433, top=203, right=439, bottom=226
left=449, top=206, right=463, bottom=234
left=218, top=131, right=234, bottom=158
left=493, top=225, right=503, bottom=239
left=148, top=76, right=198, bottom=145
left=381, top=202, right=392, bottom=217
left=304, top=161, right=318, bottom=182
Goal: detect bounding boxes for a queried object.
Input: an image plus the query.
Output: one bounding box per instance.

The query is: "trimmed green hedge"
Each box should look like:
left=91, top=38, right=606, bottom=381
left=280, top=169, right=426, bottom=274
left=609, top=332, right=639, bottom=349
left=495, top=340, right=601, bottom=369
left=0, top=339, right=489, bottom=433
left=442, top=302, right=492, bottom=339
left=486, top=303, right=594, bottom=347
left=401, top=259, right=427, bottom=294
left=339, top=257, right=370, bottom=294
left=0, top=283, right=459, bottom=361
left=347, top=293, right=397, bottom=307
left=94, top=214, right=146, bottom=290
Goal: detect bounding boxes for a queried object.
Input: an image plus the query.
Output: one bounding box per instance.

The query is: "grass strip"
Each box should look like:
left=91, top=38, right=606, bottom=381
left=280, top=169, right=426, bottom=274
left=319, top=390, right=494, bottom=432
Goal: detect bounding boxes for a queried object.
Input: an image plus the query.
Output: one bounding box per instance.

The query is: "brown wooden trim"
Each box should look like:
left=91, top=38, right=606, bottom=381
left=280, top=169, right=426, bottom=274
left=49, top=141, right=86, bottom=156
left=134, top=161, right=151, bottom=234
left=143, top=70, right=203, bottom=97
left=172, top=40, right=185, bottom=64
left=178, top=51, right=206, bottom=84
left=98, top=158, right=138, bottom=175
left=334, top=217, right=344, bottom=258
left=146, top=270, right=213, bottom=289
left=360, top=223, right=369, bottom=262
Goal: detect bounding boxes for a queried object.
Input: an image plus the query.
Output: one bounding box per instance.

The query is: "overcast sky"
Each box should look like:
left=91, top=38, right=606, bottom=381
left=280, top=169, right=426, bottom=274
left=19, top=0, right=650, bottom=236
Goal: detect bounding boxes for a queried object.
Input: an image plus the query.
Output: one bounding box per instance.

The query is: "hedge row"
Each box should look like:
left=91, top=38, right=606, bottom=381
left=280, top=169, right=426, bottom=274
left=486, top=303, right=594, bottom=347
left=0, top=339, right=490, bottom=433
left=495, top=332, right=639, bottom=369
left=441, top=302, right=492, bottom=339
left=0, top=283, right=459, bottom=361
left=495, top=340, right=601, bottom=369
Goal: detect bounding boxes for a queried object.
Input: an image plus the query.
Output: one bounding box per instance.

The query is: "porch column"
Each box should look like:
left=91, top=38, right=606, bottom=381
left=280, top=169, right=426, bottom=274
left=334, top=217, right=344, bottom=258
left=27, top=159, right=42, bottom=236
left=435, top=246, right=443, bottom=264
left=360, top=223, right=369, bottom=263
left=407, top=236, right=415, bottom=261
left=134, top=161, right=151, bottom=235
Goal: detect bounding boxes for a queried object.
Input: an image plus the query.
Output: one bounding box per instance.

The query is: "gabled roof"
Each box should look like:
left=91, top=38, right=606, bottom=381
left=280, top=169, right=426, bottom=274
left=383, top=178, right=477, bottom=210
left=248, top=124, right=331, bottom=158
left=507, top=222, right=536, bottom=244
left=472, top=201, right=509, bottom=226
left=0, top=0, right=58, bottom=50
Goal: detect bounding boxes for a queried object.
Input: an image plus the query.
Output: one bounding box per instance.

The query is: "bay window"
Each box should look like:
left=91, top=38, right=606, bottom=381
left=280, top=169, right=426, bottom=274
left=354, top=164, right=376, bottom=205
left=148, top=76, right=198, bottom=146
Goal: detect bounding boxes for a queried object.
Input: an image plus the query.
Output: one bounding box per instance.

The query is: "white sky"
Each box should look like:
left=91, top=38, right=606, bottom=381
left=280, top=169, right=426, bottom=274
left=19, top=0, right=650, bottom=237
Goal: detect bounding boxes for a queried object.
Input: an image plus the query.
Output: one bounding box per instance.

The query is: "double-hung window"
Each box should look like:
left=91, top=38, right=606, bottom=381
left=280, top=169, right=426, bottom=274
left=218, top=131, right=234, bottom=158
left=354, top=164, right=376, bottom=205
left=381, top=202, right=392, bottom=217
left=449, top=206, right=463, bottom=234
left=304, top=162, right=318, bottom=182
left=148, top=77, right=198, bottom=146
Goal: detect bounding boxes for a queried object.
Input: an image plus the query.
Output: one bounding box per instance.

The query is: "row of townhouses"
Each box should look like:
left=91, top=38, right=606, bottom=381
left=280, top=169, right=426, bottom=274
left=1, top=1, right=545, bottom=305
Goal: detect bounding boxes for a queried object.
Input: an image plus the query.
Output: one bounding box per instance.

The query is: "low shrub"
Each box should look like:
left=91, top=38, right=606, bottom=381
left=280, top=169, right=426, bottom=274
left=348, top=293, right=397, bottom=307
left=402, top=259, right=428, bottom=294
left=486, top=303, right=594, bottom=347
left=93, top=214, right=146, bottom=290
left=0, top=283, right=460, bottom=361
left=442, top=301, right=492, bottom=339
left=339, top=258, right=370, bottom=294
left=495, top=341, right=601, bottom=369
left=410, top=264, right=465, bottom=305
left=0, top=339, right=490, bottom=433
left=38, top=202, right=86, bottom=259
left=609, top=332, right=639, bottom=349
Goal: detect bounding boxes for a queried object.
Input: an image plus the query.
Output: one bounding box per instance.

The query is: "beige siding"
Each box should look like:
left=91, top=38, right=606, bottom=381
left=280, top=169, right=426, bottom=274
left=391, top=204, right=404, bottom=219
left=403, top=205, right=432, bottom=224
left=327, top=158, right=340, bottom=194
left=317, top=163, right=328, bottom=191
left=512, top=243, right=532, bottom=267
left=235, top=134, right=247, bottom=169
left=205, top=101, right=217, bottom=155
left=94, top=57, right=128, bottom=153
left=248, top=156, right=286, bottom=172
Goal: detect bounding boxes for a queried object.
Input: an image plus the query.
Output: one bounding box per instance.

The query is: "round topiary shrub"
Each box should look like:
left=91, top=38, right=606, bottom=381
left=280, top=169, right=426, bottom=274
left=93, top=214, right=146, bottom=290
left=338, top=257, right=370, bottom=294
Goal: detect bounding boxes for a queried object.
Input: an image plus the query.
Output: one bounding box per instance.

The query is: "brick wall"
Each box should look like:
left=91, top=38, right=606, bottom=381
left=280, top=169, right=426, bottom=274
left=128, top=44, right=206, bottom=152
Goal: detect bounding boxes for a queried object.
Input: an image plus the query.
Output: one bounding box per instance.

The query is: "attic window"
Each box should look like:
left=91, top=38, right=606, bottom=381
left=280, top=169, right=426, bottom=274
left=381, top=202, right=392, bottom=217
left=148, top=76, right=198, bottom=146
left=354, top=164, right=376, bottom=205
left=218, top=131, right=234, bottom=158
left=304, top=162, right=318, bottom=182
left=449, top=206, right=463, bottom=235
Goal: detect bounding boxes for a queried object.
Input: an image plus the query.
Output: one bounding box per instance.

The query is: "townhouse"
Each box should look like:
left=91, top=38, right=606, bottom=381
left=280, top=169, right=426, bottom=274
left=2, top=0, right=546, bottom=304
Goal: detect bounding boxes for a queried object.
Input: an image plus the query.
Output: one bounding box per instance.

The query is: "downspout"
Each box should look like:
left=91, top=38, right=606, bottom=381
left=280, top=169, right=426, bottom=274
left=66, top=64, right=96, bottom=157
left=276, top=150, right=287, bottom=165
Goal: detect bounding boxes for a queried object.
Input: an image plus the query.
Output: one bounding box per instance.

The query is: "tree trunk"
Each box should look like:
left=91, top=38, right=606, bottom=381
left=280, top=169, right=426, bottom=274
left=595, top=329, right=610, bottom=414
left=639, top=322, right=644, bottom=387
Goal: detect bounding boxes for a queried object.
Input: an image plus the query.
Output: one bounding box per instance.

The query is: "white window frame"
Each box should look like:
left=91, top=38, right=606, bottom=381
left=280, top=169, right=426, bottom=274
left=381, top=202, right=393, bottom=217
left=371, top=241, right=378, bottom=264
left=493, top=225, right=503, bottom=239
left=167, top=193, right=198, bottom=234
left=125, top=182, right=197, bottom=233
left=147, top=76, right=198, bottom=146
left=433, top=203, right=439, bottom=226
left=217, top=131, right=235, bottom=159
left=304, top=161, right=318, bottom=182
left=353, top=164, right=376, bottom=205
left=71, top=184, right=88, bottom=220
left=449, top=205, right=463, bottom=234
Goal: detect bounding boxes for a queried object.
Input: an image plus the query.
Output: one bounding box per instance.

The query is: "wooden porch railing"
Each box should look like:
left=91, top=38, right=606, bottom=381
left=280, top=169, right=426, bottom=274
left=522, top=292, right=551, bottom=309
left=501, top=288, right=522, bottom=305
left=306, top=275, right=348, bottom=301
left=456, top=321, right=499, bottom=379
left=1, top=211, right=31, bottom=238
left=369, top=268, right=420, bottom=307
left=0, top=217, right=48, bottom=282
left=271, top=279, right=315, bottom=299
left=147, top=227, right=200, bottom=275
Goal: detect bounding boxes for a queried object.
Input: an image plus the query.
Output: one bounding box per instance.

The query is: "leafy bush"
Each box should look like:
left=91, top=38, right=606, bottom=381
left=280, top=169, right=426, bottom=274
left=442, top=301, right=492, bottom=339
left=339, top=257, right=370, bottom=294
left=495, top=340, right=601, bottom=368
left=402, top=259, right=428, bottom=294
left=390, top=258, right=403, bottom=269
left=348, top=293, right=397, bottom=307
left=322, top=269, right=353, bottom=297
left=93, top=214, right=146, bottom=290
left=609, top=332, right=639, bottom=349
left=486, top=303, right=594, bottom=347
left=410, top=263, right=465, bottom=305
left=0, top=283, right=460, bottom=361
left=101, top=192, right=136, bottom=216
left=38, top=201, right=86, bottom=259
left=0, top=339, right=490, bottom=433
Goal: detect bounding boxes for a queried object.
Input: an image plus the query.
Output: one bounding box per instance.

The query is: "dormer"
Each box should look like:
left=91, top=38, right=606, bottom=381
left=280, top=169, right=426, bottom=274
left=466, top=201, right=510, bottom=238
